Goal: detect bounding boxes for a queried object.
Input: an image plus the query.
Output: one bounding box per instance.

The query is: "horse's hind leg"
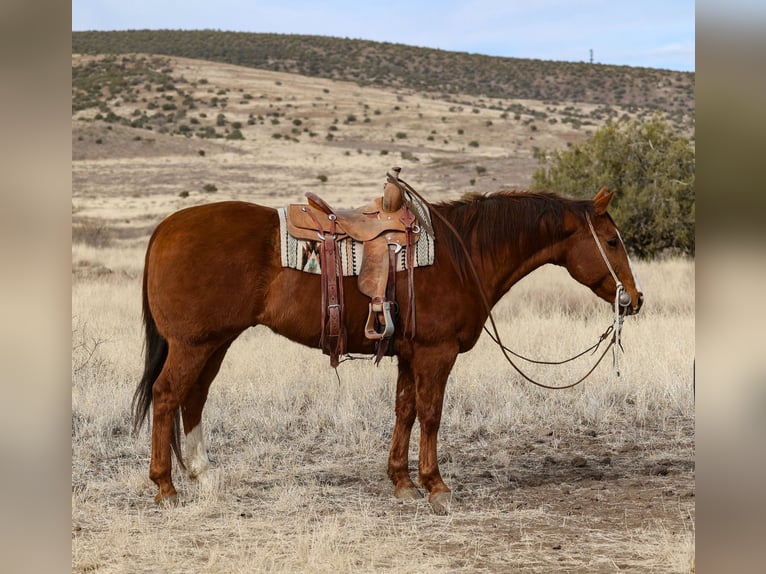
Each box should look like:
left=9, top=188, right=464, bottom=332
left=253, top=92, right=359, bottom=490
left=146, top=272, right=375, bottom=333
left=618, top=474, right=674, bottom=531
left=387, top=357, right=421, bottom=500
left=149, top=341, right=219, bottom=505
left=181, top=340, right=234, bottom=480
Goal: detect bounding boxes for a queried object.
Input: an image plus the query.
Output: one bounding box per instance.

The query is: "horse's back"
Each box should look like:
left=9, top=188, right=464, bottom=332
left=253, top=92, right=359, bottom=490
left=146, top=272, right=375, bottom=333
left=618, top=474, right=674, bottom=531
left=151, top=200, right=275, bottom=239
left=145, top=201, right=280, bottom=340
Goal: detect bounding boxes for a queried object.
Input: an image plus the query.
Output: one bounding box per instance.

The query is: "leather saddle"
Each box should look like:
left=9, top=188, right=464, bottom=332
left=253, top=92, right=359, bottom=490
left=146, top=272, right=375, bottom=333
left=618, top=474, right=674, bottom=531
left=285, top=168, right=421, bottom=366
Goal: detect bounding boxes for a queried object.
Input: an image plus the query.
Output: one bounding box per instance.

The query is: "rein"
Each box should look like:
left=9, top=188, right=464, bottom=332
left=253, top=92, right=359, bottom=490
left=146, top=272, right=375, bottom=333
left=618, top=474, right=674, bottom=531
left=397, top=177, right=628, bottom=389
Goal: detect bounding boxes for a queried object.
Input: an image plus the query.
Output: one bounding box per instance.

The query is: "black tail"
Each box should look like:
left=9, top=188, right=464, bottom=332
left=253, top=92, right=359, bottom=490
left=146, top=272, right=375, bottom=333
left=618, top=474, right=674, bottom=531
left=132, top=249, right=184, bottom=467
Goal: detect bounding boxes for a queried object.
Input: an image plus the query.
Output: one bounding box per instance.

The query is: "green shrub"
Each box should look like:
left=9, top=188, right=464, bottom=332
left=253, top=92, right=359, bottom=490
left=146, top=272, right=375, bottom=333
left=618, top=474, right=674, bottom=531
left=532, top=115, right=694, bottom=257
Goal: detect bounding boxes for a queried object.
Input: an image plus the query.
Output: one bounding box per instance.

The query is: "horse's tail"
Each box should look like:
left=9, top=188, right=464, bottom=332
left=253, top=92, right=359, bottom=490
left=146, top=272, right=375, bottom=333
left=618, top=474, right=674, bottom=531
left=132, top=240, right=184, bottom=467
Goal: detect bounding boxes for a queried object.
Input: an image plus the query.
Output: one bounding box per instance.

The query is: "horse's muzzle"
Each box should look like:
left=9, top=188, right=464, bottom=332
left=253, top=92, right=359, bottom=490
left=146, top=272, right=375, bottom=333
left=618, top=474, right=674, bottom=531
left=619, top=290, right=644, bottom=316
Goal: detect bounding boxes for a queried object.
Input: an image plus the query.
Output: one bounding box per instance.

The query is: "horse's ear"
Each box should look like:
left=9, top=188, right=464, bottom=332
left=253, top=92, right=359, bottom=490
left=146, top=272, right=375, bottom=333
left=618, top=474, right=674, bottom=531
left=592, top=187, right=615, bottom=215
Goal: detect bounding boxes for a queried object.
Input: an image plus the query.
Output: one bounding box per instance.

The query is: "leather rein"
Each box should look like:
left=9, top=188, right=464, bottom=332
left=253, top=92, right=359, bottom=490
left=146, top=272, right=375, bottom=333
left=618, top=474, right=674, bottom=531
left=397, top=178, right=629, bottom=390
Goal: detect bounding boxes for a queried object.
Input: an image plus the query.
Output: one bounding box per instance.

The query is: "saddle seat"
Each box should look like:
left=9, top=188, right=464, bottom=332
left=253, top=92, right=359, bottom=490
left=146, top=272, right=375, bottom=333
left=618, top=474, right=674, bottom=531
left=287, top=190, right=410, bottom=244
left=284, top=169, right=420, bottom=366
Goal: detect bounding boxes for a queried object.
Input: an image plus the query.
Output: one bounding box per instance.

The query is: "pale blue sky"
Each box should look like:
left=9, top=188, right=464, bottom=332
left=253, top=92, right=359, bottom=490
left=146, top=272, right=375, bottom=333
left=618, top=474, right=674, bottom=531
left=72, top=0, right=695, bottom=71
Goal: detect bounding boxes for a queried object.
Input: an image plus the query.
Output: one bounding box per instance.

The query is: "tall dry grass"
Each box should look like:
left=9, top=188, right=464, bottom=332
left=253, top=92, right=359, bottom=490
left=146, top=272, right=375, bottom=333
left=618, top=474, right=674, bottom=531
left=72, top=249, right=694, bottom=573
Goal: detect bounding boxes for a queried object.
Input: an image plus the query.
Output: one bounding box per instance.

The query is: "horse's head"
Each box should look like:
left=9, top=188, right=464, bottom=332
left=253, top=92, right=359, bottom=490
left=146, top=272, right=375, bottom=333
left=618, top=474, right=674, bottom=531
left=562, top=188, right=644, bottom=315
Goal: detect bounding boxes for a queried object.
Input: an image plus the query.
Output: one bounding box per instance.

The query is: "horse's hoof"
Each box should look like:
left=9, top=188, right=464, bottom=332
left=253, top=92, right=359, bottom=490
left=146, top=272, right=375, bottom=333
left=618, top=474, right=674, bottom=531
left=154, top=492, right=178, bottom=508
left=187, top=465, right=208, bottom=480
left=394, top=486, right=423, bottom=500
left=429, top=492, right=452, bottom=515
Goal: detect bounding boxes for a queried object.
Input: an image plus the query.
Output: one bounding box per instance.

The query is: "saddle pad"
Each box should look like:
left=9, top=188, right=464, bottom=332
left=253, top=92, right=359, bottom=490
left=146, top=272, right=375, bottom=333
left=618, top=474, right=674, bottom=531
left=277, top=203, right=435, bottom=277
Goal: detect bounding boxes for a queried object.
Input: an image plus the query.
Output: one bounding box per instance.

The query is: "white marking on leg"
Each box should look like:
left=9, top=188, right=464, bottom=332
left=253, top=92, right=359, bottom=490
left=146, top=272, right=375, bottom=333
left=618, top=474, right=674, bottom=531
left=185, top=424, right=209, bottom=479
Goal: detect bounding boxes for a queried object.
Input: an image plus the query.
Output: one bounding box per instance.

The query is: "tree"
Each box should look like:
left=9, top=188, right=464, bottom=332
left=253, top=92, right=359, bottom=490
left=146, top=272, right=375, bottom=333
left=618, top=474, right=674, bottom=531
left=532, top=115, right=695, bottom=258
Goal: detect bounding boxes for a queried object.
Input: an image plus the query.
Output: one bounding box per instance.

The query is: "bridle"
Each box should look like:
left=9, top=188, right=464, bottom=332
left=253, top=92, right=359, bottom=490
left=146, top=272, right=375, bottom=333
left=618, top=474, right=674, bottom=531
left=585, top=212, right=634, bottom=377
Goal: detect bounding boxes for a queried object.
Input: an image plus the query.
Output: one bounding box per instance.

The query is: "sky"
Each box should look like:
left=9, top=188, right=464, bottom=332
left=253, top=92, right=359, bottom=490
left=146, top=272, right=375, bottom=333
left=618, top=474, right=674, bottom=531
left=72, top=0, right=696, bottom=72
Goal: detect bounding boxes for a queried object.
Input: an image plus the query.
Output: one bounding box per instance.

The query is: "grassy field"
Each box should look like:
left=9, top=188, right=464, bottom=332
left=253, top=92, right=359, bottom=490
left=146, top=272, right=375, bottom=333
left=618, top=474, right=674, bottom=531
left=72, top=252, right=693, bottom=573
left=72, top=55, right=694, bottom=572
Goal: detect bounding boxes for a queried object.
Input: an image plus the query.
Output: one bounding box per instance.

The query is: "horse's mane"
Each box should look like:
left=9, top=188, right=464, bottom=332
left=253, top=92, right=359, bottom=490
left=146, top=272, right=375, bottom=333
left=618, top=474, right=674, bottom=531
left=430, top=190, right=594, bottom=281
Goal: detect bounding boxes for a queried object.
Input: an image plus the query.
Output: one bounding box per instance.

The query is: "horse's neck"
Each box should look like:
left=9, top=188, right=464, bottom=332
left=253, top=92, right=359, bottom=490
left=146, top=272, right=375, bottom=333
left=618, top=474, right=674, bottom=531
left=492, top=242, right=562, bottom=300
left=438, top=195, right=570, bottom=304
left=474, top=209, right=566, bottom=304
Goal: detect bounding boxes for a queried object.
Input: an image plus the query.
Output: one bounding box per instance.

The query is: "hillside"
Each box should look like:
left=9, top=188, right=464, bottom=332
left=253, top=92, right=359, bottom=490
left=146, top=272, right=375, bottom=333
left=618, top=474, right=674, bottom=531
left=72, top=30, right=694, bottom=134
left=72, top=35, right=694, bottom=254
left=71, top=52, right=678, bottom=215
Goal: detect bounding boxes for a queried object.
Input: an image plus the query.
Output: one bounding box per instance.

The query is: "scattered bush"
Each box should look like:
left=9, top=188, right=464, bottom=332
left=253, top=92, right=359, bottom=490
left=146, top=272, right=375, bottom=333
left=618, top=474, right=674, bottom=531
left=72, top=221, right=114, bottom=248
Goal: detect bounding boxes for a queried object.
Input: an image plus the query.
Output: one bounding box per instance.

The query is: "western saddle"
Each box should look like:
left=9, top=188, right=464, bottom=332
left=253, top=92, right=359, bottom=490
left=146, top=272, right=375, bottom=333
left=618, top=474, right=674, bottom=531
left=285, top=167, right=425, bottom=366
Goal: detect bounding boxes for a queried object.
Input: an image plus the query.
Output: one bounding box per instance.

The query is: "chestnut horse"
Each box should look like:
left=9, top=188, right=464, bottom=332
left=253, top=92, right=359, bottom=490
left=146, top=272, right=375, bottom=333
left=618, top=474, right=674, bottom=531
left=133, top=187, right=643, bottom=514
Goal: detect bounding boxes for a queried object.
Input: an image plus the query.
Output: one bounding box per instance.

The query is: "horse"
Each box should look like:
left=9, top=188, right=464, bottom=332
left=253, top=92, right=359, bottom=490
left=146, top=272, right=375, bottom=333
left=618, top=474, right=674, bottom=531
left=132, top=186, right=643, bottom=515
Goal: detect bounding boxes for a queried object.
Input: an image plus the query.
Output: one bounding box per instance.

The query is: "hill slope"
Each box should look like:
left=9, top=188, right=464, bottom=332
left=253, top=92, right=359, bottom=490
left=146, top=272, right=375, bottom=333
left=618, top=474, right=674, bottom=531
left=72, top=30, right=694, bottom=134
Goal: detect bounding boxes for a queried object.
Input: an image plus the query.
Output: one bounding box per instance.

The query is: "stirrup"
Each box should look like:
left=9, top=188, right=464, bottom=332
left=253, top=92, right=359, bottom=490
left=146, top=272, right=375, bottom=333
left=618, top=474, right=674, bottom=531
left=364, top=300, right=395, bottom=339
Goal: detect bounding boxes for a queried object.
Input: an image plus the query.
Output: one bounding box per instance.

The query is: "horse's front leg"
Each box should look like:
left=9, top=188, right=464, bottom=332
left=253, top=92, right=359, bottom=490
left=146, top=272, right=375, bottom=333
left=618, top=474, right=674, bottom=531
left=413, top=343, right=458, bottom=515
left=387, top=357, right=421, bottom=499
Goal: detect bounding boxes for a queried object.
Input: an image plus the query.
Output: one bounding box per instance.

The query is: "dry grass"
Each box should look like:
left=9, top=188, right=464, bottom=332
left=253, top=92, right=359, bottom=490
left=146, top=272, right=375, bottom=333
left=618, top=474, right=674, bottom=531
left=72, top=56, right=693, bottom=573
left=72, top=255, right=694, bottom=573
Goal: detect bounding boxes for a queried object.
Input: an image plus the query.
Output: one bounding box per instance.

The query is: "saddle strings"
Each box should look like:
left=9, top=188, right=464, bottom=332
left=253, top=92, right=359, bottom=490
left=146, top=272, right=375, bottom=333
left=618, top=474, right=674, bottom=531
left=396, top=177, right=625, bottom=389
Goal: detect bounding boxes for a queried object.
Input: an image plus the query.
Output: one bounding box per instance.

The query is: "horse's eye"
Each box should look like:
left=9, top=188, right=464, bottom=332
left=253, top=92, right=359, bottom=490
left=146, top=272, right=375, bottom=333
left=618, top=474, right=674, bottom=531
left=607, top=238, right=618, bottom=248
